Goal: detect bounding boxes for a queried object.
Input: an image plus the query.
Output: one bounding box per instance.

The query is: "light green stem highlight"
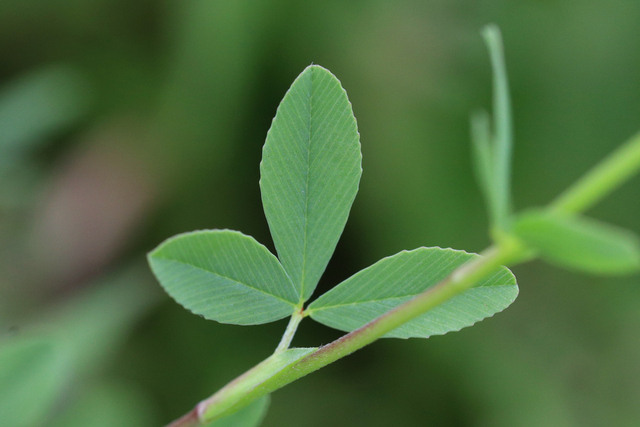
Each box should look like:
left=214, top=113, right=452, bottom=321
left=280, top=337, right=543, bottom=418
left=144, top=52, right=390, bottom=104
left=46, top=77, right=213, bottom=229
left=552, top=132, right=640, bottom=214
left=197, top=347, right=315, bottom=423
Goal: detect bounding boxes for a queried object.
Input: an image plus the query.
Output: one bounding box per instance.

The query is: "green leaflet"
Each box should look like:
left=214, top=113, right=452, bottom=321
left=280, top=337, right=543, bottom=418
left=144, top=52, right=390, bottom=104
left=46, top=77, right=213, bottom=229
left=0, top=337, right=70, bottom=427
left=148, top=230, right=298, bottom=325
left=307, top=247, right=518, bottom=339
left=201, top=348, right=316, bottom=423
left=513, top=210, right=640, bottom=275
left=260, top=65, right=362, bottom=302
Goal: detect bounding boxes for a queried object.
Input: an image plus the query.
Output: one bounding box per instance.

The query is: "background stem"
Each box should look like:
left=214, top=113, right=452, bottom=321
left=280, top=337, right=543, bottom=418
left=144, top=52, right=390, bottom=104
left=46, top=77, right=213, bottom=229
left=552, top=132, right=640, bottom=214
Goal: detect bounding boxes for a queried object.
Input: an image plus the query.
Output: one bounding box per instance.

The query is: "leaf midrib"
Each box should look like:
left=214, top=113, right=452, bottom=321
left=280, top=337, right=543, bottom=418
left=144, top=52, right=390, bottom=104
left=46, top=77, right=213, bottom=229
left=152, top=255, right=297, bottom=306
left=299, top=67, right=314, bottom=303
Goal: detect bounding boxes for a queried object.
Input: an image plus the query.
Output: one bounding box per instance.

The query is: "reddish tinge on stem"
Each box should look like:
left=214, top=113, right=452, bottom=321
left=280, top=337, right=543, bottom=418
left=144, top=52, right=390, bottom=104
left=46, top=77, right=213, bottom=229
left=166, top=406, right=200, bottom=427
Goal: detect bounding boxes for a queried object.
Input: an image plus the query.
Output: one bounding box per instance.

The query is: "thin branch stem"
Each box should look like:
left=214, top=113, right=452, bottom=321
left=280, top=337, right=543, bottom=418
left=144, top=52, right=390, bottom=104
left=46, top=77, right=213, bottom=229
left=274, top=307, right=304, bottom=353
left=552, top=132, right=640, bottom=214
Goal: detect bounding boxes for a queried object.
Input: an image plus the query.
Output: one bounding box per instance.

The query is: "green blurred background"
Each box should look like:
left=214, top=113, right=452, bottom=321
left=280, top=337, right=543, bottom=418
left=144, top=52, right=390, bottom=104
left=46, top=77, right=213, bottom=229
left=1, top=1, right=640, bottom=426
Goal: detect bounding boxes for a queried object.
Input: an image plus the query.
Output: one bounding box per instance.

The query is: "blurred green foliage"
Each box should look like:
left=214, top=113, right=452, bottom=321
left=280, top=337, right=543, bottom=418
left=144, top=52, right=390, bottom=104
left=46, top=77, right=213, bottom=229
left=1, top=1, right=639, bottom=426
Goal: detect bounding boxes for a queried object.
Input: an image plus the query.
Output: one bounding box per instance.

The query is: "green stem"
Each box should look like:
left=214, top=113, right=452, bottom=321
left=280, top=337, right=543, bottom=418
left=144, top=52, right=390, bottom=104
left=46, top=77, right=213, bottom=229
left=255, top=241, right=524, bottom=390
left=175, top=239, right=526, bottom=426
left=274, top=307, right=304, bottom=353
left=552, top=132, right=640, bottom=214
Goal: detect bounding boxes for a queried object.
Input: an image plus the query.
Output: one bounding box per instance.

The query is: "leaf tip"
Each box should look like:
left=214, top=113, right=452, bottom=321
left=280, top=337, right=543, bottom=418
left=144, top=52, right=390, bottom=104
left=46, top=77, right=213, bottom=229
left=481, top=23, right=502, bottom=44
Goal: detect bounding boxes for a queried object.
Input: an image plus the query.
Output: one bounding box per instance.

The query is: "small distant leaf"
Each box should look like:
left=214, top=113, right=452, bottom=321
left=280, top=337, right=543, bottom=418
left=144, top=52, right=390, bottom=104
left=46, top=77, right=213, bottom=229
left=201, top=348, right=316, bottom=422
left=260, top=64, right=362, bottom=302
left=307, top=247, right=518, bottom=339
left=513, top=210, right=640, bottom=274
left=50, top=381, right=155, bottom=427
left=148, top=230, right=298, bottom=325
left=470, top=109, right=495, bottom=213
left=473, top=24, right=513, bottom=230
left=49, top=266, right=159, bottom=376
left=0, top=64, right=90, bottom=169
left=0, top=270, right=154, bottom=427
left=0, top=337, right=70, bottom=427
